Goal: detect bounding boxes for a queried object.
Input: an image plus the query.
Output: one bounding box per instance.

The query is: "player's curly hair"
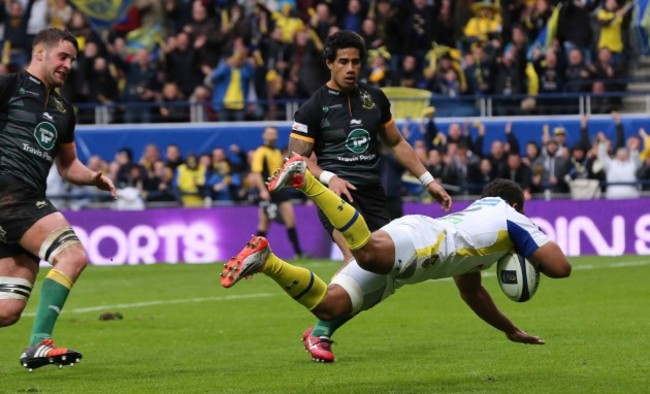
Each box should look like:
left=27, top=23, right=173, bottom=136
left=482, top=178, right=525, bottom=212
left=323, top=30, right=367, bottom=64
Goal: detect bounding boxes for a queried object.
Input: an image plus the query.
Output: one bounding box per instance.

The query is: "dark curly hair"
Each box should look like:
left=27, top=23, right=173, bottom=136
left=481, top=178, right=525, bottom=213
left=322, top=30, right=366, bottom=64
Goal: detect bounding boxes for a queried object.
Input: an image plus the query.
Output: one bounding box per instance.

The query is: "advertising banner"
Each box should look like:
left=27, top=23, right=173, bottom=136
left=66, top=198, right=650, bottom=265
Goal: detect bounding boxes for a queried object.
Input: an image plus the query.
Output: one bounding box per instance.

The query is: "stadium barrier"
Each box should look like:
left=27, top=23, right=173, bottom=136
left=63, top=198, right=649, bottom=265
left=75, top=114, right=650, bottom=164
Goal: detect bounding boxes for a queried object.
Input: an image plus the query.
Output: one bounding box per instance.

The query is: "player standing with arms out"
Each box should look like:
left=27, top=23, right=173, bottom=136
left=286, top=30, right=452, bottom=359
left=0, top=28, right=116, bottom=370
left=251, top=126, right=306, bottom=259
left=221, top=158, right=571, bottom=362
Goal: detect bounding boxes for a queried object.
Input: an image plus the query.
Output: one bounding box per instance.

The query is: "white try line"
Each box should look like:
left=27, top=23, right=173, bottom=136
left=21, top=260, right=650, bottom=317
left=22, top=293, right=277, bottom=317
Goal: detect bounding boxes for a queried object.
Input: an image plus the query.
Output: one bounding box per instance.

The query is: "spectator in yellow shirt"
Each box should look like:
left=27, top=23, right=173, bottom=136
left=597, top=0, right=633, bottom=57
left=463, top=1, right=502, bottom=48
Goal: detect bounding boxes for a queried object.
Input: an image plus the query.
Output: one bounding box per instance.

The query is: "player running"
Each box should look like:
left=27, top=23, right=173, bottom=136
left=220, top=155, right=571, bottom=362
left=0, top=28, right=116, bottom=370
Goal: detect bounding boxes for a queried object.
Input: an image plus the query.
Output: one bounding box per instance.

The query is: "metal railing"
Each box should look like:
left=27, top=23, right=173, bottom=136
left=73, top=89, right=650, bottom=125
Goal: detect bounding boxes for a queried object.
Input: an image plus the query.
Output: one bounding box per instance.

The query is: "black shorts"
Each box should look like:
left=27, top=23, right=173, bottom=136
left=0, top=174, right=57, bottom=261
left=317, top=183, right=390, bottom=236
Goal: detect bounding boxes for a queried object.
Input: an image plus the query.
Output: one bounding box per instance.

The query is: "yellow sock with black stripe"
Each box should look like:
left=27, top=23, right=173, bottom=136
left=262, top=252, right=327, bottom=310
left=29, top=269, right=73, bottom=346
left=301, top=170, right=370, bottom=250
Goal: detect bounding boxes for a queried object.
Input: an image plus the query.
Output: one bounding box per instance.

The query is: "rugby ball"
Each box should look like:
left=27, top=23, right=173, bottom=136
left=497, top=251, right=540, bottom=302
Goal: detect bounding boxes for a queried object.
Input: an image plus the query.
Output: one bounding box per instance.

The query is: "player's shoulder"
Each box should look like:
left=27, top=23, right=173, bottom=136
left=0, top=72, right=22, bottom=90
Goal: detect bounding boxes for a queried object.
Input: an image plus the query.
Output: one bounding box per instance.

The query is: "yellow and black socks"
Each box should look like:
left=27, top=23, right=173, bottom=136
left=29, top=269, right=73, bottom=346
left=262, top=253, right=326, bottom=310
left=300, top=171, right=371, bottom=250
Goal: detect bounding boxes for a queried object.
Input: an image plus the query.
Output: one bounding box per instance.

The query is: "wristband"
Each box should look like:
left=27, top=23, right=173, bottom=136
left=418, top=172, right=435, bottom=187
left=319, top=170, right=336, bottom=185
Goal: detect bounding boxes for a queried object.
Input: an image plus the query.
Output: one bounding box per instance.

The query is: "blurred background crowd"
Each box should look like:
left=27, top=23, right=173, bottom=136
left=1, top=0, right=644, bottom=123
left=2, top=0, right=649, bottom=208
left=47, top=111, right=650, bottom=211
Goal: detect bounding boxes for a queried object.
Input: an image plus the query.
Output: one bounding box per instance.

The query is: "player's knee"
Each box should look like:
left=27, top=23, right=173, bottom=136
left=0, top=302, right=26, bottom=327
left=311, top=286, right=352, bottom=320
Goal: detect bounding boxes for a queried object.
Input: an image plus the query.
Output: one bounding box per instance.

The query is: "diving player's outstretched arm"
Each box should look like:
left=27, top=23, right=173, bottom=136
left=453, top=272, right=545, bottom=345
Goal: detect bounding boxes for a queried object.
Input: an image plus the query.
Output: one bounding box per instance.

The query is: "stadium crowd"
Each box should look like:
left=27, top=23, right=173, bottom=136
left=0, top=0, right=639, bottom=122
left=47, top=111, right=650, bottom=210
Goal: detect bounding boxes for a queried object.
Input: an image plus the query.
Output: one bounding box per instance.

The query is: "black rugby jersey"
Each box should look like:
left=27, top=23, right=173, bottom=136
left=0, top=71, right=76, bottom=194
left=291, top=82, right=393, bottom=186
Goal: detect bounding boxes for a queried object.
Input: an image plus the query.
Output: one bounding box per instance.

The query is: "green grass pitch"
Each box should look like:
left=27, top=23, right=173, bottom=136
left=1, top=255, right=648, bottom=393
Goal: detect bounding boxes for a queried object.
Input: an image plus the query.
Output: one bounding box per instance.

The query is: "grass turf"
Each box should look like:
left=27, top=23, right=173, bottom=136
left=0, top=255, right=648, bottom=393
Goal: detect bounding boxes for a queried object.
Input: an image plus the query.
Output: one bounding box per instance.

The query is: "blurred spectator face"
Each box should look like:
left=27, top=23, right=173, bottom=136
left=615, top=147, right=629, bottom=161
left=402, top=55, right=416, bottom=72
left=192, top=2, right=207, bottom=22
left=135, top=49, right=149, bottom=65
left=598, top=47, right=612, bottom=64
left=212, top=148, right=226, bottom=162
left=362, top=19, right=376, bottom=36
left=377, top=0, right=390, bottom=13
left=186, top=154, right=198, bottom=169
left=176, top=32, right=190, bottom=51
left=166, top=145, right=181, bottom=162
left=199, top=154, right=211, bottom=168
left=70, top=10, right=86, bottom=29
left=592, top=81, right=606, bottom=94
left=545, top=50, right=557, bottom=67
left=163, top=82, right=181, bottom=99
left=84, top=42, right=99, bottom=58
left=605, top=0, right=618, bottom=11
left=316, top=3, right=330, bottom=19
left=446, top=142, right=458, bottom=158
left=348, top=0, right=361, bottom=14
left=428, top=149, right=441, bottom=165
left=0, top=63, right=8, bottom=75
left=93, top=57, right=107, bottom=71
left=444, top=69, right=457, bottom=82
left=295, top=30, right=309, bottom=46
left=507, top=153, right=521, bottom=169
left=546, top=140, right=558, bottom=156
left=512, top=26, right=526, bottom=46
left=480, top=158, right=492, bottom=174
left=87, top=155, right=104, bottom=171
left=143, top=144, right=160, bottom=162
left=192, top=85, right=211, bottom=102
left=526, top=142, right=539, bottom=159
left=447, top=123, right=461, bottom=140
left=271, top=26, right=283, bottom=42
left=491, top=141, right=504, bottom=158
left=9, top=1, right=22, bottom=16
left=572, top=147, right=585, bottom=161
left=464, top=53, right=475, bottom=67
left=568, top=49, right=583, bottom=66
left=262, top=127, right=278, bottom=148
left=413, top=0, right=427, bottom=10
left=536, top=0, right=550, bottom=13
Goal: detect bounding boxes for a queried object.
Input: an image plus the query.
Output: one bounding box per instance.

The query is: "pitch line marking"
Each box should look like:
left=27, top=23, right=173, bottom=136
left=22, top=293, right=277, bottom=317
left=22, top=259, right=650, bottom=317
